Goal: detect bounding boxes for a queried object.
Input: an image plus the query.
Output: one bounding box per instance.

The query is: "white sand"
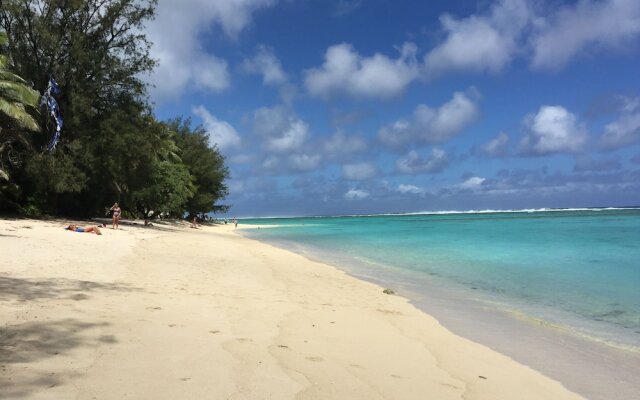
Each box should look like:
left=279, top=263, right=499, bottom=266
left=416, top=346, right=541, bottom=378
left=0, top=218, right=583, bottom=399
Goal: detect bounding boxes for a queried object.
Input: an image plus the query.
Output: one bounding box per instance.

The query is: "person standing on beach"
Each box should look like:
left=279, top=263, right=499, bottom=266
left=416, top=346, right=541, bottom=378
left=233, top=217, right=237, bottom=228
left=110, top=202, right=121, bottom=229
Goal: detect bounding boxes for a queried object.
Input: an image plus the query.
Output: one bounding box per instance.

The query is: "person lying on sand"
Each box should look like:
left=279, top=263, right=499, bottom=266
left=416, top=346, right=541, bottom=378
left=66, top=224, right=102, bottom=235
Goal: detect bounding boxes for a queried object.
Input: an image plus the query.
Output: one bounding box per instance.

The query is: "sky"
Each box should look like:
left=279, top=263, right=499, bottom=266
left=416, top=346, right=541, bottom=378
left=145, top=0, right=640, bottom=217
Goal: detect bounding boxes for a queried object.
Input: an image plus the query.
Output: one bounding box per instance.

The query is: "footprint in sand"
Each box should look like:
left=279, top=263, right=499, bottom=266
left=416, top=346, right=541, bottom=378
left=377, top=309, right=402, bottom=315
left=305, top=356, right=324, bottom=362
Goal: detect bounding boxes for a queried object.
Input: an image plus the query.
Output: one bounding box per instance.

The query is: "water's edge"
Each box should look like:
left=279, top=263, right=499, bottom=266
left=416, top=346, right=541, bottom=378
left=238, top=229, right=640, bottom=400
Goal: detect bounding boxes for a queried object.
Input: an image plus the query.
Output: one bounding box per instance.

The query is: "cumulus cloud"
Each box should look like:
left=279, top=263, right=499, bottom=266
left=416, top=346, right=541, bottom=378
left=267, top=120, right=308, bottom=153
left=261, top=156, right=280, bottom=170
left=531, top=0, right=640, bottom=70
left=344, top=188, right=369, bottom=200
left=323, top=131, right=367, bottom=160
left=192, top=105, right=241, bottom=151
left=424, top=0, right=532, bottom=78
left=251, top=106, right=309, bottom=153
left=519, top=105, right=588, bottom=155
left=599, top=96, right=640, bottom=150
left=289, top=153, right=322, bottom=172
left=379, top=89, right=480, bottom=150
left=396, top=148, right=449, bottom=174
left=343, top=163, right=377, bottom=180
left=480, top=132, right=510, bottom=157
left=146, top=0, right=278, bottom=101
left=459, top=176, right=486, bottom=190
left=397, top=184, right=425, bottom=195
left=242, top=45, right=287, bottom=85
left=304, top=42, right=419, bottom=99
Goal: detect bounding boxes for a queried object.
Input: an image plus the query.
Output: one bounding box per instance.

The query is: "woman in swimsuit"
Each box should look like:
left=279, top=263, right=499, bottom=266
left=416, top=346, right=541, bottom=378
left=66, top=224, right=102, bottom=235
left=110, top=202, right=121, bottom=229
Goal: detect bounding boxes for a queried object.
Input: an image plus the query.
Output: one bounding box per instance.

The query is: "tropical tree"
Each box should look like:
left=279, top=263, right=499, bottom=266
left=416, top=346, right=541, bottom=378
left=1, top=0, right=157, bottom=214
left=169, top=118, right=230, bottom=217
left=0, top=30, right=40, bottom=183
left=0, top=1, right=230, bottom=217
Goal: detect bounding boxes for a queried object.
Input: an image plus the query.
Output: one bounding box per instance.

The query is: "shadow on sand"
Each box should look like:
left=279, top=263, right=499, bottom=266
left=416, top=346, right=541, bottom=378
left=0, top=318, right=116, bottom=399
left=0, top=276, right=140, bottom=398
left=0, top=275, right=142, bottom=302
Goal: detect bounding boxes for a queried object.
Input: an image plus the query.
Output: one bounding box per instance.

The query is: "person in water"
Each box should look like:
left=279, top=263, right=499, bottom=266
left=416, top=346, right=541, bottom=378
left=66, top=224, right=102, bottom=235
left=110, top=202, right=121, bottom=229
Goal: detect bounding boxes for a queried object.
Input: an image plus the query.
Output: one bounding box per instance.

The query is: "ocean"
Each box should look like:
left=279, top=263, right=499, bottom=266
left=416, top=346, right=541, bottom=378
left=241, top=208, right=640, bottom=353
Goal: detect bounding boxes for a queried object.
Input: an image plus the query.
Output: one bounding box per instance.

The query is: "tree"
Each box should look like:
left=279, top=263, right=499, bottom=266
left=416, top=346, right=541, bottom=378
left=0, top=1, right=231, bottom=218
left=169, top=118, right=230, bottom=217
left=0, top=30, right=40, bottom=182
left=0, top=31, right=40, bottom=133
left=134, top=160, right=195, bottom=220
left=1, top=0, right=157, bottom=215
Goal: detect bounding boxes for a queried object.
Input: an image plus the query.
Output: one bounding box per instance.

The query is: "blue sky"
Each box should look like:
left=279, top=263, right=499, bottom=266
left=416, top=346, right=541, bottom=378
left=146, top=0, right=640, bottom=217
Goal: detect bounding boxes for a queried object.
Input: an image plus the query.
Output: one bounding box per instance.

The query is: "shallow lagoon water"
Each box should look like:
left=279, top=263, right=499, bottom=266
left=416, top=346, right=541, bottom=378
left=243, top=209, right=640, bottom=348
left=241, top=208, right=640, bottom=399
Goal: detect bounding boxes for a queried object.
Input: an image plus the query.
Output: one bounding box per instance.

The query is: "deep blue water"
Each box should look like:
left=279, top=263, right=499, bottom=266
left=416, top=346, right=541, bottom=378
left=241, top=209, right=640, bottom=349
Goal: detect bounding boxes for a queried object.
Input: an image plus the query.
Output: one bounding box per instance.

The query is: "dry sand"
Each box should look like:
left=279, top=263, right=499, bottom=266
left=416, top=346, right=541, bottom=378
left=0, top=218, right=583, bottom=399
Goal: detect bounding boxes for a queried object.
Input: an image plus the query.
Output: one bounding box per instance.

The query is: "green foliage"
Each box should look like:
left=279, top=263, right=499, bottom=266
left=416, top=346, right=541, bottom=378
left=169, top=118, right=230, bottom=217
left=0, top=1, right=230, bottom=216
left=135, top=160, right=195, bottom=217
left=0, top=30, right=41, bottom=186
left=0, top=31, right=40, bottom=133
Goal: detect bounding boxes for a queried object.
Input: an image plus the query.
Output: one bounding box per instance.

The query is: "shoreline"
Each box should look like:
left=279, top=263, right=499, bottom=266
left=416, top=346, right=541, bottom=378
left=238, top=227, right=640, bottom=400
left=2, top=218, right=588, bottom=399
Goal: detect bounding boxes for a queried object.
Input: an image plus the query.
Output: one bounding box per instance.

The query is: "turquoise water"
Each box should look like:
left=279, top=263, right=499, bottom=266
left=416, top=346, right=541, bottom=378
left=242, top=209, right=640, bottom=349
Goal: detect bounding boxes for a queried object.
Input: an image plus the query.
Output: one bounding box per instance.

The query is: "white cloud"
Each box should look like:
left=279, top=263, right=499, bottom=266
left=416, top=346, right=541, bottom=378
left=304, top=42, right=419, bottom=99
left=343, top=163, right=377, bottom=180
left=289, top=153, right=322, bottom=172
left=323, top=131, right=367, bottom=159
left=267, top=120, right=308, bottom=153
left=379, top=89, right=480, bottom=150
left=531, top=0, right=640, bottom=70
left=344, top=188, right=369, bottom=200
left=397, top=184, right=425, bottom=195
left=334, top=0, right=362, bottom=17
left=424, top=0, right=532, bottom=78
left=459, top=176, right=486, bottom=190
left=242, top=45, right=287, bottom=85
left=251, top=106, right=309, bottom=153
left=519, top=105, right=588, bottom=155
left=481, top=132, right=510, bottom=157
left=599, top=96, right=640, bottom=150
left=192, top=105, right=241, bottom=151
left=261, top=156, right=279, bottom=170
left=396, top=148, right=449, bottom=174
left=146, top=0, right=278, bottom=101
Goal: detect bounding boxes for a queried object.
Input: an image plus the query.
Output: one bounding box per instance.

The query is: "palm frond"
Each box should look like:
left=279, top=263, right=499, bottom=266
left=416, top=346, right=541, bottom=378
left=0, top=80, right=41, bottom=107
left=0, top=98, right=41, bottom=131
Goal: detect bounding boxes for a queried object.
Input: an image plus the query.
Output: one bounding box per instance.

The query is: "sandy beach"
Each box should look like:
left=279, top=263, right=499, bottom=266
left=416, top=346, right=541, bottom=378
left=0, top=218, right=584, bottom=399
